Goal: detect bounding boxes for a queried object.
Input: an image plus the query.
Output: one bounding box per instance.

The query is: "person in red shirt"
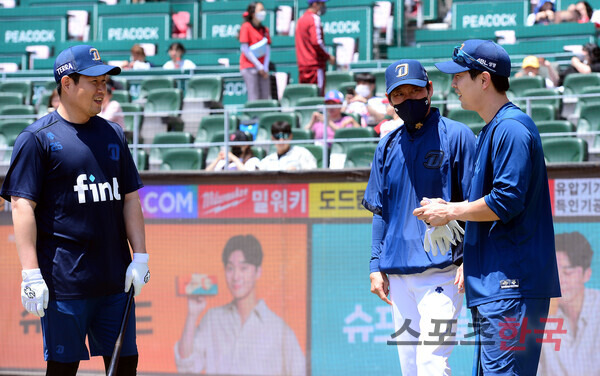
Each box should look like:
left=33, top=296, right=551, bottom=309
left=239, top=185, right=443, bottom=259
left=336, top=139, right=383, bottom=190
left=239, top=2, right=272, bottom=101
left=295, top=0, right=336, bottom=96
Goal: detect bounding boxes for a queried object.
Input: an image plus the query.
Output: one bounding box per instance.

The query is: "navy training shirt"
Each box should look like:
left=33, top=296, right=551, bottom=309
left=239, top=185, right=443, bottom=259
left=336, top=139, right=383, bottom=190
left=1, top=111, right=143, bottom=300
left=463, top=102, right=561, bottom=307
left=363, top=108, right=476, bottom=275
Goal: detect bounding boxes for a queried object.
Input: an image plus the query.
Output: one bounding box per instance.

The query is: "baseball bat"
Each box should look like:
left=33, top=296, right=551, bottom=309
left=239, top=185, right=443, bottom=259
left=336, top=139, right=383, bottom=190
left=107, top=288, right=135, bottom=376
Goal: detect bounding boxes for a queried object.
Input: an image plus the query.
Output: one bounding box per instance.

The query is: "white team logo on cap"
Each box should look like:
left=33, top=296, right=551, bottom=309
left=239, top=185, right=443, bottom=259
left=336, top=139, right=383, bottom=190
left=395, top=63, right=409, bottom=78
left=89, top=48, right=101, bottom=61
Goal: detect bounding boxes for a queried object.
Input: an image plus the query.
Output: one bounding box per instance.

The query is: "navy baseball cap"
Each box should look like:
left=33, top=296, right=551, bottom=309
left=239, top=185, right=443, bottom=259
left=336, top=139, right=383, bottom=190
left=385, top=59, right=429, bottom=95
left=54, top=44, right=121, bottom=83
left=435, top=39, right=511, bottom=78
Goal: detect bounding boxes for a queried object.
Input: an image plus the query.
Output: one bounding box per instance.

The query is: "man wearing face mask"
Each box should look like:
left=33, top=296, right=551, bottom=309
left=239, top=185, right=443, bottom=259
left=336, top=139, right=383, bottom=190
left=345, top=72, right=387, bottom=126
left=362, top=59, right=476, bottom=376
left=295, top=0, right=336, bottom=96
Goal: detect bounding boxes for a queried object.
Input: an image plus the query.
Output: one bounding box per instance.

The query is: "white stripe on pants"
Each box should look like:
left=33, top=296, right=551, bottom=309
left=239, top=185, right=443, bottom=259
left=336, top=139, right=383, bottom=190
left=388, top=265, right=463, bottom=376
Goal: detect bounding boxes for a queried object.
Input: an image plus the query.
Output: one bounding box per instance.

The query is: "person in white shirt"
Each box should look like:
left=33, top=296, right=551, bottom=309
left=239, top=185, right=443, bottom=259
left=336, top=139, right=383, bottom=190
left=259, top=121, right=317, bottom=171
left=538, top=231, right=600, bottom=376
left=98, top=81, right=124, bottom=128
left=205, top=131, right=261, bottom=171
left=163, top=42, right=196, bottom=70
left=174, top=234, right=305, bottom=375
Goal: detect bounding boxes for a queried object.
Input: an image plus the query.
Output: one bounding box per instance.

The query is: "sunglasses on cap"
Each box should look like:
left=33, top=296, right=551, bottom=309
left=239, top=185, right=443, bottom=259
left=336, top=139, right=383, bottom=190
left=273, top=132, right=290, bottom=140
left=452, top=46, right=496, bottom=74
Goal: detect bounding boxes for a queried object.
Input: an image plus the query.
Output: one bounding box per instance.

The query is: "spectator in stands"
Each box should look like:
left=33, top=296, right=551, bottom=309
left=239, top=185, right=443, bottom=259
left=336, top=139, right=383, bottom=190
left=538, top=231, right=600, bottom=376
left=122, top=44, right=152, bottom=71
left=239, top=2, right=272, bottom=101
left=344, top=73, right=387, bottom=126
left=559, top=42, right=600, bottom=86
left=174, top=234, right=305, bottom=375
left=99, top=81, right=125, bottom=128
left=47, top=89, right=60, bottom=113
left=374, top=99, right=403, bottom=138
left=295, top=0, right=336, bottom=96
left=205, top=131, right=261, bottom=171
left=570, top=1, right=594, bottom=23
left=163, top=42, right=196, bottom=70
left=259, top=121, right=317, bottom=170
left=514, top=55, right=559, bottom=88
left=304, top=89, right=360, bottom=147
left=527, top=0, right=556, bottom=25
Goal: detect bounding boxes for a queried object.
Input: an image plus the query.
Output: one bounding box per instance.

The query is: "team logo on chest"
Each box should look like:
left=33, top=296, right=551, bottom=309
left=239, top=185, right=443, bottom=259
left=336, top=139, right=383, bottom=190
left=423, top=150, right=444, bottom=169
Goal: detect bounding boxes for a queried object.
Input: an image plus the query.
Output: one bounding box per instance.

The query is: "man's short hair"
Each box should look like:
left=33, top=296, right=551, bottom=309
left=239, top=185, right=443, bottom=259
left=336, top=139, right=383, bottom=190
left=555, top=231, right=593, bottom=269
left=271, top=120, right=292, bottom=135
left=222, top=234, right=263, bottom=267
left=355, top=72, right=376, bottom=84
left=467, top=69, right=510, bottom=94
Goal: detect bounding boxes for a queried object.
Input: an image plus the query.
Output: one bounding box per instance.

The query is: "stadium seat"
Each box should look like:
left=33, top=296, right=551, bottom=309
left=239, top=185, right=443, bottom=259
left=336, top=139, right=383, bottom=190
left=430, top=92, right=445, bottom=116
left=303, top=144, right=326, bottom=168
left=119, top=103, right=143, bottom=140
left=291, top=128, right=314, bottom=141
left=331, top=127, right=375, bottom=154
left=447, top=108, right=484, bottom=127
left=338, top=81, right=357, bottom=95
left=0, top=92, right=24, bottom=110
left=251, top=146, right=266, bottom=159
left=508, top=75, right=544, bottom=99
left=536, top=120, right=574, bottom=139
left=135, top=148, right=148, bottom=171
left=521, top=88, right=560, bottom=112
left=150, top=131, right=193, bottom=167
left=0, top=105, right=35, bottom=117
left=325, top=71, right=355, bottom=94
left=258, top=112, right=298, bottom=142
left=243, top=99, right=280, bottom=120
left=144, top=88, right=182, bottom=114
left=562, top=73, right=600, bottom=96
left=427, top=68, right=452, bottom=97
left=142, top=88, right=183, bottom=143
left=281, top=84, right=319, bottom=108
left=0, top=81, right=32, bottom=105
left=577, top=103, right=600, bottom=149
left=195, top=115, right=239, bottom=144
left=295, top=97, right=326, bottom=126
left=0, top=119, right=29, bottom=147
left=160, top=148, right=205, bottom=170
left=111, top=90, right=130, bottom=104
left=373, top=70, right=386, bottom=96
left=344, top=144, right=377, bottom=168
left=138, top=77, right=175, bottom=99
left=541, top=138, right=588, bottom=163
left=185, top=76, right=223, bottom=102
left=530, top=104, right=555, bottom=122
left=570, top=85, right=600, bottom=118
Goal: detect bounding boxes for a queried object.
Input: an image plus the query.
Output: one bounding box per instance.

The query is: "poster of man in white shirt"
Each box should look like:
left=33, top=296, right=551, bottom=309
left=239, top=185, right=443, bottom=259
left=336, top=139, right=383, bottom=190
left=174, top=234, right=306, bottom=375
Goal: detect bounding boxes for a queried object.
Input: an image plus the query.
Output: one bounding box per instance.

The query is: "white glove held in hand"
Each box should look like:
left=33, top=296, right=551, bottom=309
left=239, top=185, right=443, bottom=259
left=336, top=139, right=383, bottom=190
left=423, top=221, right=465, bottom=257
left=21, top=268, right=49, bottom=317
left=125, top=253, right=150, bottom=297
left=446, top=220, right=465, bottom=243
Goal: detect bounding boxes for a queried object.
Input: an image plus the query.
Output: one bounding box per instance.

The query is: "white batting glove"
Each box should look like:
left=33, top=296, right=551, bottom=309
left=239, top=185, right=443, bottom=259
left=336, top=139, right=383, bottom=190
left=21, top=268, right=49, bottom=317
left=423, top=222, right=457, bottom=257
left=125, top=253, right=150, bottom=297
left=447, top=220, right=465, bottom=243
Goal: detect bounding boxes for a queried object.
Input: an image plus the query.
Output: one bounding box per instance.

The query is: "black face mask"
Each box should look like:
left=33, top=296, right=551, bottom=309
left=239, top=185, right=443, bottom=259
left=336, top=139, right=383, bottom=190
left=393, top=97, right=430, bottom=133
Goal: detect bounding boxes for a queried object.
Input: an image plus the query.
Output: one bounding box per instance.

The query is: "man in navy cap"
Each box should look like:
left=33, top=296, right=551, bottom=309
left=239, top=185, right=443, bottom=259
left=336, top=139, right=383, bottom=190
left=362, top=59, right=476, bottom=375
left=414, top=40, right=561, bottom=376
left=1, top=45, right=149, bottom=375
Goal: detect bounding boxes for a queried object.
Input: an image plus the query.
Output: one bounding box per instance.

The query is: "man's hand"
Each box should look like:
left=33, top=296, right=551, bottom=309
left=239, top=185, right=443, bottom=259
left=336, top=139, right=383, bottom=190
left=454, top=264, right=465, bottom=294
left=125, top=253, right=150, bottom=297
left=21, top=268, right=49, bottom=317
left=413, top=198, right=452, bottom=227
left=370, top=271, right=392, bottom=305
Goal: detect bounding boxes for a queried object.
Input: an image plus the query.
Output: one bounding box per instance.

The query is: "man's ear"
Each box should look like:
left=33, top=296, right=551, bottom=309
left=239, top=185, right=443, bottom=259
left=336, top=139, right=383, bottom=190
left=60, top=76, right=72, bottom=92
left=584, top=267, right=592, bottom=283
left=480, top=71, right=492, bottom=90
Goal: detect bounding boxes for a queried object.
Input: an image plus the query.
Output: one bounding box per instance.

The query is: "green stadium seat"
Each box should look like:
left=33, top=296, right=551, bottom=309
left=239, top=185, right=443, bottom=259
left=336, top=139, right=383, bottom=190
left=185, top=76, right=224, bottom=102
left=325, top=71, right=355, bottom=94
left=303, top=144, right=326, bottom=168
left=150, top=131, right=194, bottom=166
left=136, top=149, right=148, bottom=171
left=536, top=120, right=574, bottom=139
left=541, top=138, right=588, bottom=163
left=570, top=85, right=600, bottom=118
left=243, top=99, right=280, bottom=120
left=521, top=88, right=560, bottom=112
left=331, top=127, right=375, bottom=154
left=295, top=97, right=325, bottom=126
left=530, top=104, right=556, bottom=122
left=251, top=146, right=266, bottom=159
left=111, top=90, right=130, bottom=104
left=281, top=84, right=319, bottom=108
left=291, top=128, right=314, bottom=141
left=427, top=68, right=452, bottom=97
left=196, top=115, right=239, bottom=144
left=258, top=112, right=298, bottom=142
left=138, top=77, right=175, bottom=99
left=447, top=108, right=484, bottom=127
left=0, top=119, right=29, bottom=147
left=344, top=144, right=377, bottom=168
left=0, top=105, right=35, bottom=117
left=562, top=73, right=600, bottom=96
left=373, top=70, right=386, bottom=96
left=144, top=88, right=182, bottom=114
left=0, top=92, right=24, bottom=110
left=160, top=149, right=205, bottom=170
left=0, top=81, right=32, bottom=105
left=430, top=93, right=445, bottom=117
left=577, top=103, right=600, bottom=149
left=508, top=76, right=545, bottom=98
left=338, top=81, right=357, bottom=95
left=119, top=103, right=143, bottom=139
